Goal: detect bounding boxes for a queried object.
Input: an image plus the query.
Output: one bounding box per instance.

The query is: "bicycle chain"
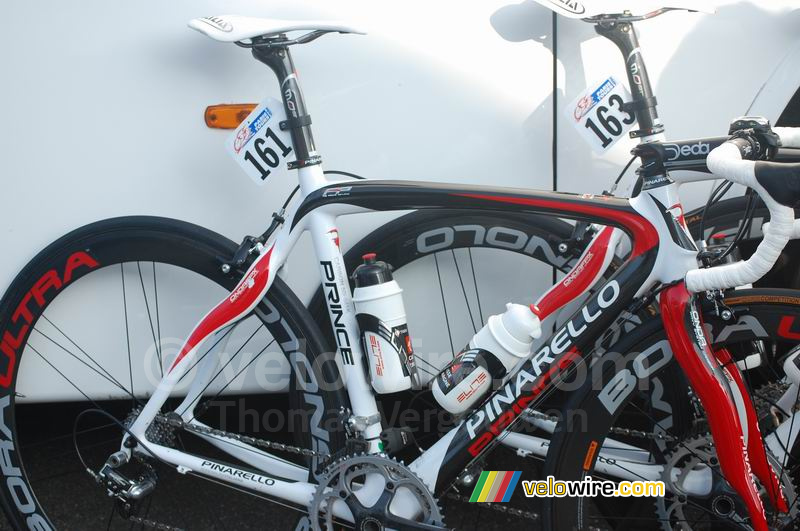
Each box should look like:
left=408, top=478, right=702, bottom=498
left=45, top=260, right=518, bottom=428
left=523, top=410, right=676, bottom=442
left=126, top=515, right=185, bottom=531
left=444, top=491, right=540, bottom=522
left=126, top=410, right=669, bottom=529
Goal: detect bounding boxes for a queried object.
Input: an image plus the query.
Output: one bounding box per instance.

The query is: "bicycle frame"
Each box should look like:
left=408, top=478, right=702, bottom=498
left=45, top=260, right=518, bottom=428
left=118, top=19, right=790, bottom=528
left=122, top=157, right=707, bottom=519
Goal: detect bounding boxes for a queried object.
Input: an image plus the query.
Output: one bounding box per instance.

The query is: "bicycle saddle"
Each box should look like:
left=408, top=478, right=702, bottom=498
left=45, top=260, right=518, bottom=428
left=530, top=0, right=715, bottom=19
left=188, top=15, right=366, bottom=43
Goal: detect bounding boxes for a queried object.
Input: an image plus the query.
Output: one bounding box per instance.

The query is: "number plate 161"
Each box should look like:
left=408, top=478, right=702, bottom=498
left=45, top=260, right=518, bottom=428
left=226, top=97, right=294, bottom=185
left=565, top=76, right=636, bottom=154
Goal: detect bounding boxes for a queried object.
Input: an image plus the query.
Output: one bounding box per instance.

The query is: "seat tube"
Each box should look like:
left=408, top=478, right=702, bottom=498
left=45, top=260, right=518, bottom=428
left=660, top=283, right=769, bottom=531
left=309, top=209, right=383, bottom=451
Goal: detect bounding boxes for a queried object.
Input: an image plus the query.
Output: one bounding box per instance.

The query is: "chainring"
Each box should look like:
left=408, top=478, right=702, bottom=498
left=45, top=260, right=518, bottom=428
left=309, top=453, right=445, bottom=531
left=655, top=433, right=798, bottom=530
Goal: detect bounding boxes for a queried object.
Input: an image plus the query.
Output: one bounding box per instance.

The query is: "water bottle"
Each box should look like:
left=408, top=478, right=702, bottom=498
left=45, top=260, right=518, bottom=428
left=432, top=303, right=541, bottom=414
left=353, top=253, right=420, bottom=394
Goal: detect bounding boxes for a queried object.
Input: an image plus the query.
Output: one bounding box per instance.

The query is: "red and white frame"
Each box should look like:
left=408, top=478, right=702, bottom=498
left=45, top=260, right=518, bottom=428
left=119, top=140, right=795, bottom=527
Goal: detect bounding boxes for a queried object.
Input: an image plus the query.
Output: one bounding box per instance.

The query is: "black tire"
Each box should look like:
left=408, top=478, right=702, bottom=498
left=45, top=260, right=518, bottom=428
left=543, top=288, right=800, bottom=530
left=0, top=216, right=346, bottom=530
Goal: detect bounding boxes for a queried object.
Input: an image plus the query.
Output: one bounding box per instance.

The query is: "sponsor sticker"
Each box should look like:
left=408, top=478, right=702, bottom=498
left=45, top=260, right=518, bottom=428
left=565, top=76, right=636, bottom=154
left=225, top=97, right=294, bottom=185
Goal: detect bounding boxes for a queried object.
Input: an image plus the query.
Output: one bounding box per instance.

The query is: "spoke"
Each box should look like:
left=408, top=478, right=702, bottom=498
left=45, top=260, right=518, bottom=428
left=731, top=354, right=785, bottom=518
left=451, top=249, right=477, bottom=333
left=626, top=399, right=736, bottom=490
left=22, top=421, right=118, bottom=450
left=177, top=324, right=237, bottom=385
left=106, top=503, right=115, bottom=531
left=153, top=262, right=163, bottom=378
left=37, top=315, right=136, bottom=401
left=467, top=248, right=484, bottom=325
left=28, top=345, right=110, bottom=411
left=413, top=355, right=441, bottom=377
left=136, top=262, right=163, bottom=378
left=433, top=253, right=455, bottom=357
left=181, top=324, right=264, bottom=419
left=199, top=338, right=275, bottom=402
left=30, top=328, right=138, bottom=402
left=783, top=381, right=800, bottom=515
left=592, top=456, right=749, bottom=529
left=121, top=264, right=135, bottom=403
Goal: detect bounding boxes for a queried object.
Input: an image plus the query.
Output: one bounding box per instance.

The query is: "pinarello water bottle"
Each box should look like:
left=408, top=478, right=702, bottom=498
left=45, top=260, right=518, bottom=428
left=353, top=253, right=420, bottom=394
left=432, top=303, right=541, bottom=414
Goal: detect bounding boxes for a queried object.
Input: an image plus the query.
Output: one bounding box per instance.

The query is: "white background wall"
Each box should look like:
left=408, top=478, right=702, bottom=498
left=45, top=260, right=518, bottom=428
left=3, top=0, right=800, bottom=303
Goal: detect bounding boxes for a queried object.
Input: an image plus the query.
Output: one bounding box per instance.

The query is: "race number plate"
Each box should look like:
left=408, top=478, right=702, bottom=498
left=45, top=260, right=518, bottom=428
left=565, top=76, right=637, bottom=154
left=226, top=97, right=294, bottom=185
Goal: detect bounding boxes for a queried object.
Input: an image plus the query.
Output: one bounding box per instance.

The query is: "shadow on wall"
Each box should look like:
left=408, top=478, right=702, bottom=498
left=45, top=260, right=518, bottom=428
left=491, top=0, right=618, bottom=193
left=489, top=1, right=800, bottom=197
left=656, top=2, right=800, bottom=138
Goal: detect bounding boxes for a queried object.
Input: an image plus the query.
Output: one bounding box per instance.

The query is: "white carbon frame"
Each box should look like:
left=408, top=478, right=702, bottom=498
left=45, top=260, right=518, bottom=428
left=114, top=141, right=799, bottom=524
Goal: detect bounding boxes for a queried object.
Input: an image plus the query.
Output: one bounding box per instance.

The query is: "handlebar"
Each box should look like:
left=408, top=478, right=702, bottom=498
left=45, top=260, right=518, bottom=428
left=684, top=132, right=798, bottom=293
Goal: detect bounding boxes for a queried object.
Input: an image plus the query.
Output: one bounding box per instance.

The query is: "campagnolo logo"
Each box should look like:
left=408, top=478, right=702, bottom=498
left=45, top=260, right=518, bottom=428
left=201, top=16, right=233, bottom=32
left=544, top=0, right=585, bottom=14
left=689, top=308, right=707, bottom=348
left=229, top=268, right=259, bottom=303
left=663, top=142, right=710, bottom=161
left=562, top=251, right=593, bottom=287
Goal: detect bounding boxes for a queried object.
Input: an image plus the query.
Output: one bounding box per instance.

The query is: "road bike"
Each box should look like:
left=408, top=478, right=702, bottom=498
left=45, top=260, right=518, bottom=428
left=2, top=3, right=800, bottom=531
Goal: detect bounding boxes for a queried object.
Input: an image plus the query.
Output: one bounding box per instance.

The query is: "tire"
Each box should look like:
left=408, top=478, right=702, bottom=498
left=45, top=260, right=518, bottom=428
left=0, top=216, right=346, bottom=530
left=542, top=288, right=800, bottom=530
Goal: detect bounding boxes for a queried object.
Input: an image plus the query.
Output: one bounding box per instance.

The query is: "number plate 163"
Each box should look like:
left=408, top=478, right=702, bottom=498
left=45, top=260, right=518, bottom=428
left=565, top=76, right=636, bottom=154
left=225, top=97, right=294, bottom=185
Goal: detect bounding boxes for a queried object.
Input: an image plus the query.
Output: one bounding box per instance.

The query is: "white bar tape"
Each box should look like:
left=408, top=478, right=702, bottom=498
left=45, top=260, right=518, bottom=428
left=685, top=143, right=795, bottom=293
left=763, top=219, right=800, bottom=240
left=774, top=127, right=800, bottom=149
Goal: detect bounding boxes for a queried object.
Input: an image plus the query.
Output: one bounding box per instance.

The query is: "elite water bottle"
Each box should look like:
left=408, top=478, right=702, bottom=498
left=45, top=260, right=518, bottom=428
left=432, top=303, right=541, bottom=414
left=353, top=253, right=420, bottom=394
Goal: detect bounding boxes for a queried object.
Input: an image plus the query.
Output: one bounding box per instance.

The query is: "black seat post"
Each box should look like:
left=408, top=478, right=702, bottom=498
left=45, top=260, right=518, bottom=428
left=595, top=20, right=664, bottom=140
left=252, top=44, right=321, bottom=169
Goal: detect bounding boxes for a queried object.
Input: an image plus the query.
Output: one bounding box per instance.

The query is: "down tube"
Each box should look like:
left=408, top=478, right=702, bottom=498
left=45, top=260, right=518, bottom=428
left=409, top=248, right=658, bottom=492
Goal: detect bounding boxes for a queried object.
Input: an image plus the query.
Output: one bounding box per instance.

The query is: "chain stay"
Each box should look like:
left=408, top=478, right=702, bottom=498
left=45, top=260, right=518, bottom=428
left=132, top=408, right=671, bottom=529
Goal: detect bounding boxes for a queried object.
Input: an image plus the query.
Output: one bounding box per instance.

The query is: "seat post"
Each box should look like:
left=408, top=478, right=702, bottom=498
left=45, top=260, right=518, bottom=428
left=595, top=20, right=664, bottom=140
left=252, top=45, right=321, bottom=169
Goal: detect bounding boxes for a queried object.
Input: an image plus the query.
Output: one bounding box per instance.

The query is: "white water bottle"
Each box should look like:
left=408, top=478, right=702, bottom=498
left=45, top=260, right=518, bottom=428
left=353, top=253, right=420, bottom=394
left=432, top=303, right=541, bottom=414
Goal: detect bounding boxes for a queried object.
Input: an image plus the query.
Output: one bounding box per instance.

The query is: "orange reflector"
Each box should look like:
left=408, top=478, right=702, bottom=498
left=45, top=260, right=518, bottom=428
left=204, top=104, right=258, bottom=129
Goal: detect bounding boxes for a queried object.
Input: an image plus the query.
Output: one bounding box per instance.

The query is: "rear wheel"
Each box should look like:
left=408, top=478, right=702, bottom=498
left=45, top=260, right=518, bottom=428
left=0, top=216, right=346, bottom=530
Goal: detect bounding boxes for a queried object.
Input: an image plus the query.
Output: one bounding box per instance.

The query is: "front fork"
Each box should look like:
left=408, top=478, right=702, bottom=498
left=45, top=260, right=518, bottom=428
left=660, top=284, right=787, bottom=531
